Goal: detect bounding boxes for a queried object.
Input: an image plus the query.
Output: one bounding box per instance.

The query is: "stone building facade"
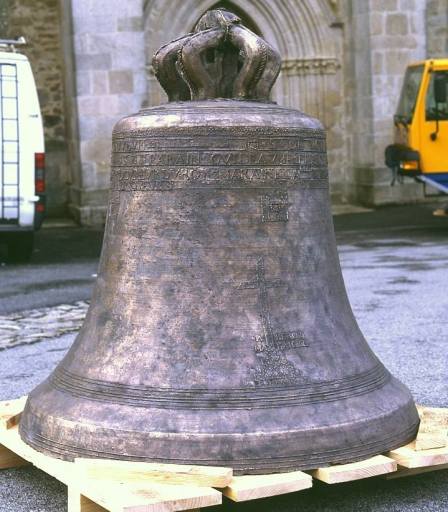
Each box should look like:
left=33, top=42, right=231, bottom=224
left=1, top=0, right=448, bottom=224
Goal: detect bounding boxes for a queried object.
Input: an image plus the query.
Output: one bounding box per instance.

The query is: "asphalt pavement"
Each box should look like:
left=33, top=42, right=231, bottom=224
left=0, top=203, right=447, bottom=511
left=0, top=225, right=102, bottom=314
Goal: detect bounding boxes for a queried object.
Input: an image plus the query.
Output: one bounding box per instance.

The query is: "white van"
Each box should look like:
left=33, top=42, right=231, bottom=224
left=0, top=39, right=45, bottom=262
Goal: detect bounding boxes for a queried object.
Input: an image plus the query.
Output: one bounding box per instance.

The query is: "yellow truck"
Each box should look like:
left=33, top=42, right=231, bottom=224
left=385, top=59, right=448, bottom=201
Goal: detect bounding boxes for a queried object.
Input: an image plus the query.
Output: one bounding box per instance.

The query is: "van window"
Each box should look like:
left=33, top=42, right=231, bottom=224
left=395, top=65, right=424, bottom=123
left=426, top=70, right=448, bottom=121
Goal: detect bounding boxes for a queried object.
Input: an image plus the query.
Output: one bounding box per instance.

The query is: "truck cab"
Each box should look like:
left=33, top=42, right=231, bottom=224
left=387, top=59, right=448, bottom=193
left=0, top=39, right=45, bottom=262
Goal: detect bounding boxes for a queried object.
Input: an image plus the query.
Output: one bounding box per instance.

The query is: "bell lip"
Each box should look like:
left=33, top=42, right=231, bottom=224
left=19, top=377, right=420, bottom=475
left=19, top=425, right=419, bottom=475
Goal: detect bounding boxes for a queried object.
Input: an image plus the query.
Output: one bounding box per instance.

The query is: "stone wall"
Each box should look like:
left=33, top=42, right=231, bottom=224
left=347, top=0, right=428, bottom=205
left=0, top=1, right=8, bottom=35
left=426, top=0, right=448, bottom=57
left=67, top=0, right=147, bottom=225
left=3, top=0, right=69, bottom=216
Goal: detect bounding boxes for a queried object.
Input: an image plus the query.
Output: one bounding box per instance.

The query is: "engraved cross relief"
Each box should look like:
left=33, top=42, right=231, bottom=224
left=238, top=257, right=307, bottom=386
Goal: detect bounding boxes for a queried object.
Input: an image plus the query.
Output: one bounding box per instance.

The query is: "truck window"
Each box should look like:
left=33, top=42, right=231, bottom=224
left=425, top=70, right=448, bottom=121
left=395, top=65, right=424, bottom=123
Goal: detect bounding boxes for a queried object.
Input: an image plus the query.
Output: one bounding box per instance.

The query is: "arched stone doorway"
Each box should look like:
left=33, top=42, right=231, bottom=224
left=143, top=0, right=346, bottom=195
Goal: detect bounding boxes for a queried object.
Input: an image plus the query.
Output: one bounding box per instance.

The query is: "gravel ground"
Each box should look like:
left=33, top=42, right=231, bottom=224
left=0, top=334, right=73, bottom=512
left=0, top=213, right=447, bottom=511
left=0, top=302, right=88, bottom=351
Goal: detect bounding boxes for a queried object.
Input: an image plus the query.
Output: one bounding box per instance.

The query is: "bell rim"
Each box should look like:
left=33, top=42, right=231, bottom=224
left=19, top=377, right=419, bottom=474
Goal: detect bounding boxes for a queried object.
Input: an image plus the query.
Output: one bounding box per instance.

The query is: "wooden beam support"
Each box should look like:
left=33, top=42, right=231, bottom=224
left=387, top=444, right=448, bottom=468
left=413, top=406, right=447, bottom=451
left=75, top=458, right=232, bottom=488
left=410, top=433, right=447, bottom=451
left=0, top=396, right=26, bottom=429
left=222, top=470, right=312, bottom=502
left=68, top=489, right=109, bottom=512
left=311, top=455, right=397, bottom=484
left=385, top=463, right=448, bottom=480
left=0, top=443, right=30, bottom=469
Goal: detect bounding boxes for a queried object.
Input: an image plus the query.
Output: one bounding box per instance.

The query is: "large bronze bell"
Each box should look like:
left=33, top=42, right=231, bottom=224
left=20, top=9, right=419, bottom=474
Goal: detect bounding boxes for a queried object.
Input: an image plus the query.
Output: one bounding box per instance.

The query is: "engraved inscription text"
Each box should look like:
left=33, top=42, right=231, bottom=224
left=111, top=132, right=328, bottom=192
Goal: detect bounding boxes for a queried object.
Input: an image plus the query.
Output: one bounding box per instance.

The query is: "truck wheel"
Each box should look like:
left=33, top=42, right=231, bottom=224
left=8, top=232, right=34, bottom=263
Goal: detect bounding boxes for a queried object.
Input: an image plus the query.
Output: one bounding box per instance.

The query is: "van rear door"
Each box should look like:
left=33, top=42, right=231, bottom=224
left=0, top=60, right=20, bottom=225
left=0, top=52, right=44, bottom=229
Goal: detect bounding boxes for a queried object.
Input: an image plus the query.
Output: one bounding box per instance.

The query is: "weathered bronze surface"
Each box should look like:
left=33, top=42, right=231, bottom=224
left=19, top=9, right=419, bottom=474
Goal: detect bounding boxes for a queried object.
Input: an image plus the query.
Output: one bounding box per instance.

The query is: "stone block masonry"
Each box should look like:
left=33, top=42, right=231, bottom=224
left=426, top=0, right=448, bottom=57
left=369, top=0, right=426, bottom=166
left=69, top=0, right=147, bottom=225
left=347, top=0, right=427, bottom=206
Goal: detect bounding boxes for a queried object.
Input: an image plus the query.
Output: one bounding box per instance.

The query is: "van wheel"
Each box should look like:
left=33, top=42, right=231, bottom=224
left=8, top=232, right=34, bottom=263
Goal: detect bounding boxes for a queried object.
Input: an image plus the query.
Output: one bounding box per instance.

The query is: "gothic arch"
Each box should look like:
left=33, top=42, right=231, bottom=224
left=144, top=0, right=337, bottom=60
left=190, top=1, right=263, bottom=36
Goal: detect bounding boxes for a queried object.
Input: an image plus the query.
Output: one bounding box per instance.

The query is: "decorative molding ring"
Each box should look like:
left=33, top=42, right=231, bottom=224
left=281, top=57, right=340, bottom=76
left=49, top=364, right=390, bottom=410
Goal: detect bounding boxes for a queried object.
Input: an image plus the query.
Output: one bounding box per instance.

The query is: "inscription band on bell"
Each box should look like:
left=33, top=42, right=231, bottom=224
left=111, top=130, right=328, bottom=192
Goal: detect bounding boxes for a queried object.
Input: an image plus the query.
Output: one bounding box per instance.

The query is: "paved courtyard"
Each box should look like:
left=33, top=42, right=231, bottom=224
left=0, top=204, right=447, bottom=511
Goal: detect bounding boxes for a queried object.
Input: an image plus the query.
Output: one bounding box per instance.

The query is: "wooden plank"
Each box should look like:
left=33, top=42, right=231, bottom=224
left=0, top=396, right=26, bottom=429
left=75, top=458, right=232, bottom=488
left=410, top=432, right=447, bottom=451
left=80, top=481, right=220, bottom=512
left=118, top=485, right=219, bottom=512
left=413, top=406, right=448, bottom=451
left=4, top=411, right=22, bottom=430
left=311, top=455, right=397, bottom=484
left=222, top=470, right=312, bottom=502
left=0, top=422, right=219, bottom=512
left=68, top=488, right=109, bottom=512
left=387, top=444, right=448, bottom=468
left=417, top=406, right=448, bottom=433
left=0, top=443, right=30, bottom=469
left=385, top=463, right=448, bottom=479
left=0, top=424, right=76, bottom=484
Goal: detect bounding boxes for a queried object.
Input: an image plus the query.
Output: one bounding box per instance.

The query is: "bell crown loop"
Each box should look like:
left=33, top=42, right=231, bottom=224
left=152, top=9, right=281, bottom=102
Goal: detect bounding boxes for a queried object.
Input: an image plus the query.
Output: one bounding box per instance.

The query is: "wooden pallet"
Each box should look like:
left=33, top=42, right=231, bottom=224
left=0, top=398, right=446, bottom=511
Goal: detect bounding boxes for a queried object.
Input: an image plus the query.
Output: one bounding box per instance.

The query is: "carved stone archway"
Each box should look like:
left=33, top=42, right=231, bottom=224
left=143, top=0, right=347, bottom=193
